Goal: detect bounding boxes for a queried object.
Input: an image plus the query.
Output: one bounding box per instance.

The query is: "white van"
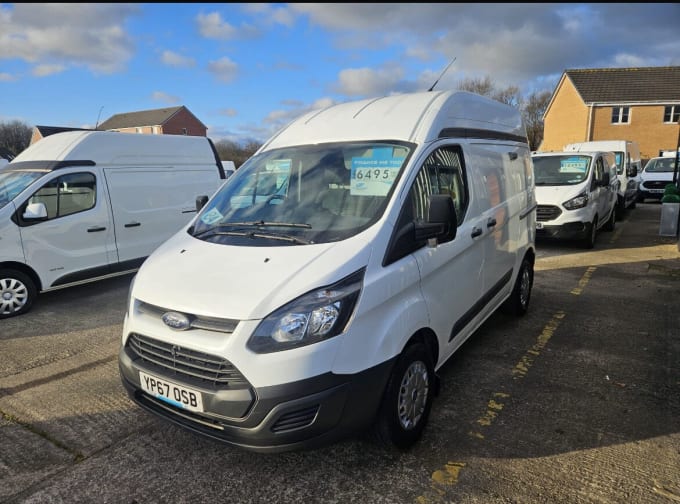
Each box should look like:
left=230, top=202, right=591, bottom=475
left=0, top=131, right=226, bottom=318
left=564, top=140, right=641, bottom=217
left=119, top=90, right=537, bottom=453
left=532, top=151, right=618, bottom=248
left=638, top=155, right=678, bottom=202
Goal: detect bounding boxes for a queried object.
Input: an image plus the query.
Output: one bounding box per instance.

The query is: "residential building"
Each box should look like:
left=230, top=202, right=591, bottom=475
left=97, top=105, right=207, bottom=137
left=540, top=66, right=680, bottom=161
left=30, top=125, right=92, bottom=145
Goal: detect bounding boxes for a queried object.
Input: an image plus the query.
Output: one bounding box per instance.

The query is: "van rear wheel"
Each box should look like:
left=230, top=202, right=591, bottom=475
left=372, top=342, right=434, bottom=450
left=502, top=256, right=533, bottom=317
left=0, top=269, right=37, bottom=319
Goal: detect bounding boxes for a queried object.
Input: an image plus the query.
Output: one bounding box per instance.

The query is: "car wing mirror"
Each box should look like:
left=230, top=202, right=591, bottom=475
left=23, top=202, right=48, bottom=220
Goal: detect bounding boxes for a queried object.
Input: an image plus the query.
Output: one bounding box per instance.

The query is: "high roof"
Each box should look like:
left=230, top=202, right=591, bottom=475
left=565, top=66, right=680, bottom=103
left=97, top=105, right=205, bottom=130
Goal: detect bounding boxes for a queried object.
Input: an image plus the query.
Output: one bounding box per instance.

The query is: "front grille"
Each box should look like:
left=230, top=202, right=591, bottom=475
left=271, top=405, right=319, bottom=433
left=127, top=333, right=248, bottom=387
left=643, top=180, right=670, bottom=190
left=138, top=301, right=239, bottom=333
left=537, top=205, right=562, bottom=222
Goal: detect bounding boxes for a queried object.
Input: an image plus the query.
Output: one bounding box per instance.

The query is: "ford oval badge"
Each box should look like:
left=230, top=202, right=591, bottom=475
left=161, top=311, right=191, bottom=330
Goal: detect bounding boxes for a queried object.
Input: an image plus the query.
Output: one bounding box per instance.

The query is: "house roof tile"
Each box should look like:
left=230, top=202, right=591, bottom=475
left=566, top=66, right=680, bottom=103
left=97, top=105, right=192, bottom=130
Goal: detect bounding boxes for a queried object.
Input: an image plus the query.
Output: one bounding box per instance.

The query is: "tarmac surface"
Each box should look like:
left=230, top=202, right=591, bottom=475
left=1, top=201, right=679, bottom=504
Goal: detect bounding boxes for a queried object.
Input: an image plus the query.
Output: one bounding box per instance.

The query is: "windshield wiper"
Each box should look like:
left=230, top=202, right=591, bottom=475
left=194, top=228, right=312, bottom=245
left=227, top=220, right=312, bottom=229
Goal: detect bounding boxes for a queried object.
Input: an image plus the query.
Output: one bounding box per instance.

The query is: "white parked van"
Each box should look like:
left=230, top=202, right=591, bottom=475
left=119, top=90, right=537, bottom=453
left=638, top=155, right=678, bottom=202
left=0, top=131, right=226, bottom=318
left=532, top=151, right=618, bottom=248
left=564, top=140, right=641, bottom=217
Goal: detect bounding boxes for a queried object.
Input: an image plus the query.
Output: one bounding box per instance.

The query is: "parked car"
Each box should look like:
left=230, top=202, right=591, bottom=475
left=532, top=151, right=618, bottom=248
left=637, top=156, right=678, bottom=202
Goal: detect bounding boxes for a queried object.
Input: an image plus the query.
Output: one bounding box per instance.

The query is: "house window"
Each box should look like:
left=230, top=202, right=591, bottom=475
left=611, top=106, right=630, bottom=124
left=664, top=105, right=680, bottom=124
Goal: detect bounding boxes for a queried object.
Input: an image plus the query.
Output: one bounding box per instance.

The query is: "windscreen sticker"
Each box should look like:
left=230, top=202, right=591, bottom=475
left=560, top=158, right=588, bottom=173
left=200, top=207, right=223, bottom=225
left=350, top=150, right=403, bottom=196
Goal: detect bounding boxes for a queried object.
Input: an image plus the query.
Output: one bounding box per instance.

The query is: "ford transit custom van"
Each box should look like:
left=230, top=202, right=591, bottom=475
left=533, top=151, right=618, bottom=248
left=119, top=90, right=537, bottom=453
left=0, top=131, right=225, bottom=318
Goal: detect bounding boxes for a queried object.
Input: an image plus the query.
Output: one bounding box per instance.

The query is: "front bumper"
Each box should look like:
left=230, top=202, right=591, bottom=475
left=536, top=221, right=589, bottom=240
left=119, top=344, right=394, bottom=453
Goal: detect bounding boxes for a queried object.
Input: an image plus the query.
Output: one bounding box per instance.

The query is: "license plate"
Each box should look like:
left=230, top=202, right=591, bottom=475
left=649, top=189, right=663, bottom=193
left=139, top=371, right=204, bottom=412
left=536, top=222, right=544, bottom=229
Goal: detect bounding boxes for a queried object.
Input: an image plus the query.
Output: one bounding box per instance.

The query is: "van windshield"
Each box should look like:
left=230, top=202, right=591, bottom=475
left=533, top=155, right=592, bottom=186
left=0, top=169, right=47, bottom=210
left=191, top=142, right=413, bottom=246
left=644, top=157, right=676, bottom=173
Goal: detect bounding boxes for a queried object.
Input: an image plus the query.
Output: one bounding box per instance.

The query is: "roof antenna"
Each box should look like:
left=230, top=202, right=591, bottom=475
left=428, top=57, right=457, bottom=92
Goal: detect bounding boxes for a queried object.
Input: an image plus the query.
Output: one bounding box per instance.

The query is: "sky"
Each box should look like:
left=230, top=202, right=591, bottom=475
left=1, top=3, right=679, bottom=145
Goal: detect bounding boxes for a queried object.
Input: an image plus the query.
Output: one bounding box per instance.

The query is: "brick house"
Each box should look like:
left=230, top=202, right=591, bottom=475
left=30, top=125, right=92, bottom=145
left=540, top=66, right=680, bottom=161
left=97, top=105, right=207, bottom=137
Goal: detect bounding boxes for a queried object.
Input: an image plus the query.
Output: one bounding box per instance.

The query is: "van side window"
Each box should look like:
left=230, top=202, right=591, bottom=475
left=28, top=172, right=96, bottom=220
left=414, top=147, right=468, bottom=225
left=383, top=146, right=468, bottom=266
left=593, top=157, right=604, bottom=185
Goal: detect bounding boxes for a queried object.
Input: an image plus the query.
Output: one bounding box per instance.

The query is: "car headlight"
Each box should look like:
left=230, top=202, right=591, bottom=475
left=247, top=268, right=365, bottom=353
left=563, top=192, right=588, bottom=210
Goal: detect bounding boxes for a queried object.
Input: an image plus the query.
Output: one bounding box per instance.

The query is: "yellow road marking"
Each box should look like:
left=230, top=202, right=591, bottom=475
left=570, top=266, right=597, bottom=295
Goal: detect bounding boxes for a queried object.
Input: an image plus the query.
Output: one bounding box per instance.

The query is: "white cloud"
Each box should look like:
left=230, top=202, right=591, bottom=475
left=151, top=91, right=181, bottom=104
left=0, top=3, right=138, bottom=75
left=32, top=64, right=65, bottom=77
left=208, top=56, right=239, bottom=83
left=161, top=50, right=196, bottom=68
left=0, top=72, right=16, bottom=82
left=196, top=10, right=260, bottom=41
left=218, top=108, right=238, bottom=117
left=196, top=12, right=237, bottom=40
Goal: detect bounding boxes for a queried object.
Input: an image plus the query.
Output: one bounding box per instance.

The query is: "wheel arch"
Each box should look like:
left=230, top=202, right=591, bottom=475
left=0, top=262, right=42, bottom=292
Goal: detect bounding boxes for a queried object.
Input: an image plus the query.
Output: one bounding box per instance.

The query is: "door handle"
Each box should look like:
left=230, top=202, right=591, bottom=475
left=87, top=226, right=106, bottom=232
left=124, top=222, right=141, bottom=228
left=471, top=227, right=482, bottom=238
left=486, top=217, right=497, bottom=228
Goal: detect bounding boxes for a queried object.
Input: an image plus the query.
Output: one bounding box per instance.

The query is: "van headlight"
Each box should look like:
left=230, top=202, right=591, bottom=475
left=563, top=192, right=588, bottom=210
left=247, top=268, right=365, bottom=353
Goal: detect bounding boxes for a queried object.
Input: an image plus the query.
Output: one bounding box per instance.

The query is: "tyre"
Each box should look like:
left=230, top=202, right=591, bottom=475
left=604, top=208, right=616, bottom=232
left=0, top=269, right=37, bottom=319
left=501, top=256, right=534, bottom=317
left=373, top=342, right=435, bottom=450
left=583, top=218, right=597, bottom=249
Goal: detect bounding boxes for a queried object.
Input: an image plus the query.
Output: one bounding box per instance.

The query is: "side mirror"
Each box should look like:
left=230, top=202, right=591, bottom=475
left=23, top=202, right=48, bottom=220
left=414, top=194, right=457, bottom=242
left=628, top=166, right=638, bottom=177
left=195, top=195, right=209, bottom=212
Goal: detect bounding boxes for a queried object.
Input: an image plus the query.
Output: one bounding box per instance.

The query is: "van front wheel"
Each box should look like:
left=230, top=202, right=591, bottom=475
left=373, top=342, right=434, bottom=450
left=0, top=269, right=37, bottom=319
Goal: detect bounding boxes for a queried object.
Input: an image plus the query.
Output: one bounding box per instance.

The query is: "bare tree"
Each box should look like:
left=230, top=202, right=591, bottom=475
left=456, top=76, right=521, bottom=107
left=0, top=120, right=33, bottom=159
left=213, top=138, right=262, bottom=169
left=520, top=90, right=552, bottom=151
